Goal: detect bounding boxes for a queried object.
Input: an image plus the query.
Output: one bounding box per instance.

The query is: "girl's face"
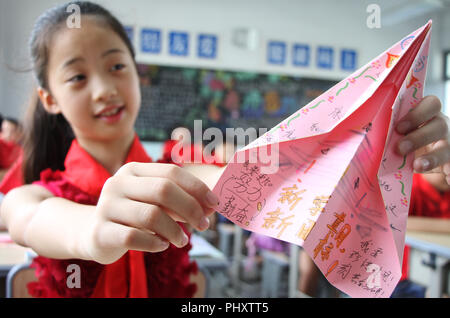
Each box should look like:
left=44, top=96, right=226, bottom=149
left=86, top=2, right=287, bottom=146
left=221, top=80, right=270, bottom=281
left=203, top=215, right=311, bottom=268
left=40, top=16, right=141, bottom=143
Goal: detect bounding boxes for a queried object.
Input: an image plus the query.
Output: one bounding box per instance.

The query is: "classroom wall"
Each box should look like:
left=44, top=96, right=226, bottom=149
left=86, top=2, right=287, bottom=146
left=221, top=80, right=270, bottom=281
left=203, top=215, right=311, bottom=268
left=0, top=0, right=449, bottom=120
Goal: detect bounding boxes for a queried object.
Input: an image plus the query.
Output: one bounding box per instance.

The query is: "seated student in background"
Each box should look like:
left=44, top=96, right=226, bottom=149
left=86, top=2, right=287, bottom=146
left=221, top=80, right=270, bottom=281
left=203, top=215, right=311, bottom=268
left=0, top=117, right=23, bottom=182
left=0, top=116, right=25, bottom=198
left=1, top=117, right=23, bottom=144
left=161, top=126, right=204, bottom=165
left=162, top=126, right=234, bottom=168
left=0, top=116, right=24, bottom=229
left=0, top=155, right=24, bottom=231
left=391, top=172, right=450, bottom=298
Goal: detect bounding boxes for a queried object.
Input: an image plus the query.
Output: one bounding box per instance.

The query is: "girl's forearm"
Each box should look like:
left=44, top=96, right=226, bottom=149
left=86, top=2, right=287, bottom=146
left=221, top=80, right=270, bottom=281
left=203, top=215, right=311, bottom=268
left=1, top=186, right=95, bottom=260
left=25, top=197, right=96, bottom=260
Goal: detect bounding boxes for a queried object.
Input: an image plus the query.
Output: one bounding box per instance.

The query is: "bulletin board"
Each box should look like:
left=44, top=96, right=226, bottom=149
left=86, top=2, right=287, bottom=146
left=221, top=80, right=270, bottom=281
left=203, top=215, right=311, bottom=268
left=134, top=63, right=337, bottom=142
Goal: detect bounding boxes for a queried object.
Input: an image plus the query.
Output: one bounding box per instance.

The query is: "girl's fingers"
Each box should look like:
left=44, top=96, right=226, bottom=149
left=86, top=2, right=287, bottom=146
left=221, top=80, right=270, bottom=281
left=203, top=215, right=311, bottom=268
left=91, top=221, right=170, bottom=264
left=413, top=140, right=450, bottom=173
left=111, top=222, right=170, bottom=253
left=395, top=95, right=450, bottom=184
left=444, top=163, right=450, bottom=185
left=104, top=198, right=189, bottom=248
left=118, top=175, right=210, bottom=231
left=396, top=95, right=442, bottom=135
left=397, top=115, right=448, bottom=156
left=118, top=162, right=219, bottom=210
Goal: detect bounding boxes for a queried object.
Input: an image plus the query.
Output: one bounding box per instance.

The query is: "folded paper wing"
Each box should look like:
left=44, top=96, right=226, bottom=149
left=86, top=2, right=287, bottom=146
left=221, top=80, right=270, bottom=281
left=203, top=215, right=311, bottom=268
left=212, top=21, right=432, bottom=298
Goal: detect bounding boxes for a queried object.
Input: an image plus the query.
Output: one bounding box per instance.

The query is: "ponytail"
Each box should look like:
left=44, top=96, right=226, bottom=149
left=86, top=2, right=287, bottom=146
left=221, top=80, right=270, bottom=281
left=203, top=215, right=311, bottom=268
left=22, top=90, right=74, bottom=184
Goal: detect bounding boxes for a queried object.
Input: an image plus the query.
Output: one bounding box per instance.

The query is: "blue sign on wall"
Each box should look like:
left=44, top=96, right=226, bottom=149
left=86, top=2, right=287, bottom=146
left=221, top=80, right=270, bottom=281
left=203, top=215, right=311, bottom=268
left=341, top=49, right=357, bottom=71
left=198, top=34, right=217, bottom=59
left=169, top=31, right=189, bottom=56
left=317, top=46, right=334, bottom=69
left=292, top=44, right=310, bottom=67
left=267, top=41, right=286, bottom=65
left=141, top=28, right=161, bottom=54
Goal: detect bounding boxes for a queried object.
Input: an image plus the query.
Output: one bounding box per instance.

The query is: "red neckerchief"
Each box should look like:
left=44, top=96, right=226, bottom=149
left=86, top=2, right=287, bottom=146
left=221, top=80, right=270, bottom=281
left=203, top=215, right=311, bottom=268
left=62, top=133, right=151, bottom=298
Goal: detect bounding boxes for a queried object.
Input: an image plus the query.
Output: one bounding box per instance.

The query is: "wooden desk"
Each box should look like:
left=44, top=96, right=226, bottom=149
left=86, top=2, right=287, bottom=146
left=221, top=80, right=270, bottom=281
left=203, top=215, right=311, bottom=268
left=189, top=233, right=229, bottom=270
left=406, top=230, right=450, bottom=258
left=0, top=232, right=33, bottom=277
left=405, top=230, right=450, bottom=298
left=189, top=233, right=229, bottom=297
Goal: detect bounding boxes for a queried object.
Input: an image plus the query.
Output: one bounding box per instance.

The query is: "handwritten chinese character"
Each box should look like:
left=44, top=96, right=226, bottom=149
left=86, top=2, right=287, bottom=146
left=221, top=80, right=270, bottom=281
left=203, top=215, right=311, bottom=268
left=297, top=219, right=316, bottom=241
left=382, top=270, right=392, bottom=283
left=313, top=231, right=332, bottom=261
left=349, top=250, right=362, bottom=263
left=360, top=258, right=373, bottom=271
left=335, top=223, right=351, bottom=249
left=314, top=212, right=350, bottom=261
left=276, top=214, right=295, bottom=238
left=246, top=186, right=262, bottom=202
left=248, top=165, right=260, bottom=177
left=309, top=195, right=330, bottom=216
left=360, top=240, right=373, bottom=254
left=234, top=204, right=249, bottom=224
left=278, top=184, right=306, bottom=211
left=327, top=212, right=346, bottom=234
left=256, top=173, right=272, bottom=187
left=221, top=195, right=236, bottom=218
left=262, top=207, right=283, bottom=229
left=234, top=173, right=252, bottom=193
left=336, top=263, right=352, bottom=279
left=370, top=247, right=383, bottom=258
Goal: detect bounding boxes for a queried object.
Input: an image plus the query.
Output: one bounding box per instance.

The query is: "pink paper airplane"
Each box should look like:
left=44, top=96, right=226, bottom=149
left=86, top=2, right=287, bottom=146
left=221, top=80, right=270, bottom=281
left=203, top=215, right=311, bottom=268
left=212, top=21, right=432, bottom=298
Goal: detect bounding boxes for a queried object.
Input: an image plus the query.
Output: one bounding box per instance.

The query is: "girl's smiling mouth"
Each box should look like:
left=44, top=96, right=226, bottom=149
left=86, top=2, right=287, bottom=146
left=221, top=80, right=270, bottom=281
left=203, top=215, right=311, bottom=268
left=95, top=105, right=125, bottom=123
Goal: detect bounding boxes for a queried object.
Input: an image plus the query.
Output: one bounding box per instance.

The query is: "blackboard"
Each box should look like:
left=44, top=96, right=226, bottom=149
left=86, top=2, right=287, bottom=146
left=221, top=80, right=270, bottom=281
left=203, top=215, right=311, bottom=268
left=135, top=63, right=337, bottom=142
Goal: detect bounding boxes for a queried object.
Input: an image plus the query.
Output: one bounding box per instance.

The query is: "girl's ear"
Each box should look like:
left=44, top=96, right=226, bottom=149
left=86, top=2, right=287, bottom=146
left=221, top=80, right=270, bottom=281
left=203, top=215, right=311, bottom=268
left=37, top=87, right=62, bottom=114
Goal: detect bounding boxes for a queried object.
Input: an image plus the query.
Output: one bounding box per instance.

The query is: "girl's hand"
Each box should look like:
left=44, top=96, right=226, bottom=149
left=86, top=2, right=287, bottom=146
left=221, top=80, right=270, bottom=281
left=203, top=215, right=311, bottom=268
left=81, top=163, right=219, bottom=264
left=395, top=95, right=450, bottom=184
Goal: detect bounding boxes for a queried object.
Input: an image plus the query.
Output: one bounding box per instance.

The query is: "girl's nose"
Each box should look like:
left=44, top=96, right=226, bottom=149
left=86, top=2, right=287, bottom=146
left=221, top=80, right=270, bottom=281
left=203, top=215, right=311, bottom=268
left=92, top=75, right=118, bottom=102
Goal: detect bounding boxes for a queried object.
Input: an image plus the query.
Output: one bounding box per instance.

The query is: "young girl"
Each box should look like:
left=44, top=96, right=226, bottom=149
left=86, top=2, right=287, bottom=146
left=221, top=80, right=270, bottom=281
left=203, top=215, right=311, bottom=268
left=0, top=1, right=221, bottom=298
left=1, top=1, right=450, bottom=298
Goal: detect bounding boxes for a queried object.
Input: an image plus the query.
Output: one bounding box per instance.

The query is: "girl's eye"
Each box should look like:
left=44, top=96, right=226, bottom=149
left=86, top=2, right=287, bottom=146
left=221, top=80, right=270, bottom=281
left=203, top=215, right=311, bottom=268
left=68, top=74, right=86, bottom=83
left=111, top=64, right=125, bottom=71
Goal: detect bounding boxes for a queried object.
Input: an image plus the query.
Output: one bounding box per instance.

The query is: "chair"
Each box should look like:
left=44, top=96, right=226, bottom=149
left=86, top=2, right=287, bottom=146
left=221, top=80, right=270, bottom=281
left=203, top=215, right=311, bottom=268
left=191, top=265, right=211, bottom=298
left=6, top=262, right=37, bottom=298
left=260, top=249, right=289, bottom=298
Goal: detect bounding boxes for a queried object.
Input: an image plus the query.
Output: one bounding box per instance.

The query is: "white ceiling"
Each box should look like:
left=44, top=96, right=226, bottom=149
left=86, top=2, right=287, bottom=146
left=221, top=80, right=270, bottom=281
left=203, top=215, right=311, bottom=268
left=378, top=0, right=450, bottom=25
